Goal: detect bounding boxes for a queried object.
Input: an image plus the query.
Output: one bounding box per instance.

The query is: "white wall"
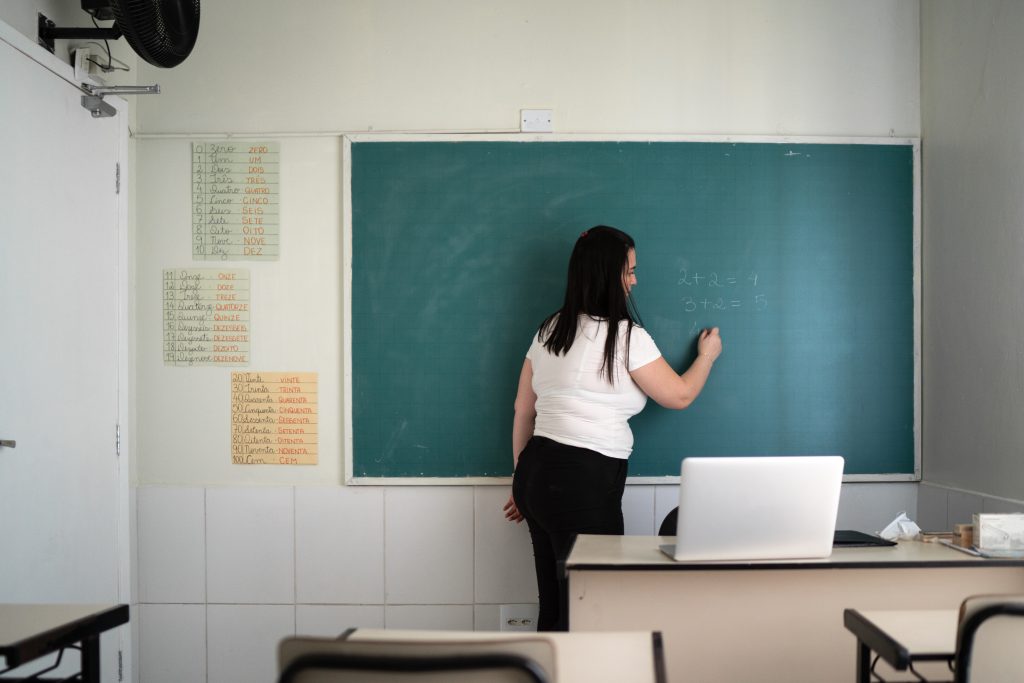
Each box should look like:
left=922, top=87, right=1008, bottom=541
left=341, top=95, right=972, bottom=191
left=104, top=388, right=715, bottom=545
left=134, top=0, right=919, bottom=137
left=920, top=1, right=1024, bottom=507
left=136, top=136, right=343, bottom=485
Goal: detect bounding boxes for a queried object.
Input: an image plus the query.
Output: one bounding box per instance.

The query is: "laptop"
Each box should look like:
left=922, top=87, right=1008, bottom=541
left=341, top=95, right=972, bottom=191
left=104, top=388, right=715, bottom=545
left=659, top=455, right=844, bottom=562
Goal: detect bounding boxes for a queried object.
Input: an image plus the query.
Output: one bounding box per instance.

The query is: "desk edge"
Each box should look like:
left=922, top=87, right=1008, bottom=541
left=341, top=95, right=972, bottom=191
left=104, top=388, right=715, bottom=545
left=0, top=604, right=129, bottom=667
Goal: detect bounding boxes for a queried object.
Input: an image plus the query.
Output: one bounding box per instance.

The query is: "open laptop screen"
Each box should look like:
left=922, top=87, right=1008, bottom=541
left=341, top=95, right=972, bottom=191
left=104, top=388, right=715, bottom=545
left=660, top=456, right=844, bottom=562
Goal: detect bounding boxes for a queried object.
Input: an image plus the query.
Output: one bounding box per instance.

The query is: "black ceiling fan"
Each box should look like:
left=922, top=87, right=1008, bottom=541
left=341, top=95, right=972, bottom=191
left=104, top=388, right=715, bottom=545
left=39, top=0, right=200, bottom=69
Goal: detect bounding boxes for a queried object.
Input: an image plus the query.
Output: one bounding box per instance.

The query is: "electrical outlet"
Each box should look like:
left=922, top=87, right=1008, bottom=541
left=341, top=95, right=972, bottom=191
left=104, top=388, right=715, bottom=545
left=73, top=48, right=98, bottom=83
left=499, top=604, right=539, bottom=632
left=74, top=48, right=91, bottom=75
left=73, top=48, right=104, bottom=85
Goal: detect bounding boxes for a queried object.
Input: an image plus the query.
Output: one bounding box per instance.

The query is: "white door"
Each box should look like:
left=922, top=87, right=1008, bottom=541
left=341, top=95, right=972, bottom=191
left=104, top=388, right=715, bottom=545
left=0, top=25, right=126, bottom=681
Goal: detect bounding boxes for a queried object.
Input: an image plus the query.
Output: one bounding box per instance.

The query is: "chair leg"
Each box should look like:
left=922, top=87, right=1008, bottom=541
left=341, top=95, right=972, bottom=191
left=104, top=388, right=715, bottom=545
left=855, top=641, right=871, bottom=683
left=81, top=634, right=101, bottom=683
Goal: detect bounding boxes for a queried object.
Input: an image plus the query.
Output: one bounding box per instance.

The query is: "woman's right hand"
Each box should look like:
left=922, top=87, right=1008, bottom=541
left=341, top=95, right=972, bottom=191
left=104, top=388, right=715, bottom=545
left=697, top=327, right=722, bottom=362
left=503, top=495, right=524, bottom=523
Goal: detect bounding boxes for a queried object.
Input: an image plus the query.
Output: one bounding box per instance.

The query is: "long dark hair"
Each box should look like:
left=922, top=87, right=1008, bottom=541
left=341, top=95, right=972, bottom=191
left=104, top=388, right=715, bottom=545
left=538, top=225, right=642, bottom=383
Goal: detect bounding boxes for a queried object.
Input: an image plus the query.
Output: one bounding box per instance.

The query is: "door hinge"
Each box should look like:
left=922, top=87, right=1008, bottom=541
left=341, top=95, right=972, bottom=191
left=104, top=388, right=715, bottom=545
left=118, top=649, right=123, bottom=681
left=116, top=424, right=121, bottom=457
left=116, top=162, right=121, bottom=194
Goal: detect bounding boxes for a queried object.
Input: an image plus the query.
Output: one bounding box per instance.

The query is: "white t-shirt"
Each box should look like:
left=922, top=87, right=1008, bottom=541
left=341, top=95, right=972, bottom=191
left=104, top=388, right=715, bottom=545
left=526, top=316, right=662, bottom=460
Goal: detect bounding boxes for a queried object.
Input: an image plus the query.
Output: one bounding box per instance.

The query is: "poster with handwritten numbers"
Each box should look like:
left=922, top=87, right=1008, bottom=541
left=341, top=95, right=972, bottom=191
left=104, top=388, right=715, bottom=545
left=163, top=268, right=250, bottom=366
left=191, top=140, right=280, bottom=261
left=231, top=372, right=318, bottom=465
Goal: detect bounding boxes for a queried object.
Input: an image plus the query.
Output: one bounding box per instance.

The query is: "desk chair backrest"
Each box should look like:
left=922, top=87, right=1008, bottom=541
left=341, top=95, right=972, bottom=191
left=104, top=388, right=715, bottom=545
left=278, top=634, right=555, bottom=683
left=954, top=594, right=1024, bottom=683
left=658, top=507, right=678, bottom=537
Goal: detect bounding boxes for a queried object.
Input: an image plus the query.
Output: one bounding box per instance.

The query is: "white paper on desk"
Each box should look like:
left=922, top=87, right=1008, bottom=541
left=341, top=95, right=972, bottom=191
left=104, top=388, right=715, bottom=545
left=879, top=511, right=922, bottom=541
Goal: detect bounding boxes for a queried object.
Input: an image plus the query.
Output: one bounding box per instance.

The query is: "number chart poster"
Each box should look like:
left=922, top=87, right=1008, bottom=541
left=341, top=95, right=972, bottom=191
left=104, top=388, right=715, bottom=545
left=192, top=140, right=280, bottom=261
left=231, top=372, right=318, bottom=465
left=163, top=268, right=250, bottom=366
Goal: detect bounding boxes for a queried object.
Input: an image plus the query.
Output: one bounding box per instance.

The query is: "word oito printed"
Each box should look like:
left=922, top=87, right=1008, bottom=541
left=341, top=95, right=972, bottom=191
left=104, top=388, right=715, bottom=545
left=192, top=141, right=280, bottom=261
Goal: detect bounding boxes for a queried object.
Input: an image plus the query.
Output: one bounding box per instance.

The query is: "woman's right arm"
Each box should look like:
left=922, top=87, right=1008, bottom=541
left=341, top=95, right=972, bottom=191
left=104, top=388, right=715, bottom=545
left=504, top=359, right=537, bottom=524
left=630, top=327, right=722, bottom=410
left=511, top=359, right=537, bottom=467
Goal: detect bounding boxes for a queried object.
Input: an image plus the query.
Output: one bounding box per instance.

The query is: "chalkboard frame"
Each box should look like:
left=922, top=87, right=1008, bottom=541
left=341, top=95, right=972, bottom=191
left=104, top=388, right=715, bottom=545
left=342, top=133, right=921, bottom=485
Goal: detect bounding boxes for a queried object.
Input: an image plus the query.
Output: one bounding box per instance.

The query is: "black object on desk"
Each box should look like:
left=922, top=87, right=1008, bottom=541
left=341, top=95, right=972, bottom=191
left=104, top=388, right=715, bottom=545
left=834, top=530, right=898, bottom=548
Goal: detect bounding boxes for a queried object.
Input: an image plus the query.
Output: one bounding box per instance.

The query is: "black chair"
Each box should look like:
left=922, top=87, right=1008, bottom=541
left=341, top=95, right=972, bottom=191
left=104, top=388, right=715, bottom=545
left=658, top=507, right=678, bottom=537
left=278, top=633, right=554, bottom=683
left=953, top=594, right=1024, bottom=683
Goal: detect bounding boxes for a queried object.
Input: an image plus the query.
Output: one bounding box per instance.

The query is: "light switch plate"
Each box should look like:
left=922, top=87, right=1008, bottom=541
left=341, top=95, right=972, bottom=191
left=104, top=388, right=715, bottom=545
left=521, top=109, right=553, bottom=133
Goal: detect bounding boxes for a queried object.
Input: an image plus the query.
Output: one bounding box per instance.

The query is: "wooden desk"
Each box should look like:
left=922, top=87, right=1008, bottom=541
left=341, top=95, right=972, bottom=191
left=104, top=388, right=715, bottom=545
left=0, top=604, right=129, bottom=682
left=565, top=536, right=1024, bottom=683
left=844, top=608, right=957, bottom=683
left=345, top=628, right=666, bottom=683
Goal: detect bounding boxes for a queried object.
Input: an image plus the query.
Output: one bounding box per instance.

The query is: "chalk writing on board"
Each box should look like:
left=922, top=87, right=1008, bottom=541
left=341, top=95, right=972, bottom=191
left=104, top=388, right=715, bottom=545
left=231, top=372, right=318, bottom=465
left=163, top=268, right=250, bottom=366
left=680, top=294, right=768, bottom=312
left=677, top=269, right=759, bottom=288
left=677, top=270, right=766, bottom=312
left=191, top=141, right=280, bottom=261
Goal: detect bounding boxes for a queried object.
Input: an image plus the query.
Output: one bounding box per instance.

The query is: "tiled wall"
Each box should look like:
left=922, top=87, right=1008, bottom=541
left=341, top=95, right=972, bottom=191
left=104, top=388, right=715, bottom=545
left=916, top=482, right=1024, bottom=531
left=135, top=482, right=916, bottom=682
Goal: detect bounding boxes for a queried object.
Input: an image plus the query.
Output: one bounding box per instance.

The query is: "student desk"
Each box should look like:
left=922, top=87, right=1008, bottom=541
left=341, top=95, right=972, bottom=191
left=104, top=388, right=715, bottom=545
left=0, top=604, right=129, bottom=682
left=565, top=535, right=1024, bottom=683
left=343, top=628, right=666, bottom=683
left=843, top=608, right=957, bottom=683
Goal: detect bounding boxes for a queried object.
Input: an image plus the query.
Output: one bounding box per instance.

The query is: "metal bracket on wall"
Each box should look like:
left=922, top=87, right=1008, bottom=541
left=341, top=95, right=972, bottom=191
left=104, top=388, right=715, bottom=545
left=38, top=12, right=121, bottom=54
left=80, top=83, right=160, bottom=118
left=82, top=95, right=116, bottom=118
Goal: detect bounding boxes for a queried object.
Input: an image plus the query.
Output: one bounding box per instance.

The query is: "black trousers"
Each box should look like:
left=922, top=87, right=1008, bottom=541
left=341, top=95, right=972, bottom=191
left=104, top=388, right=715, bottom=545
left=511, top=436, right=628, bottom=631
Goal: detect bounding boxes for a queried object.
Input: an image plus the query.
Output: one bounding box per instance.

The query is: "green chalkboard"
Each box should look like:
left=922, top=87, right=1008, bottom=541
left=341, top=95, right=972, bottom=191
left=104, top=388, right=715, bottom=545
left=348, top=138, right=916, bottom=480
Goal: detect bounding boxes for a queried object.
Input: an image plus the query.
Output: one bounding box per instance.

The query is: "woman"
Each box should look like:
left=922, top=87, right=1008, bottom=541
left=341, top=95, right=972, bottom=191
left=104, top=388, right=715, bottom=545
left=503, top=225, right=722, bottom=631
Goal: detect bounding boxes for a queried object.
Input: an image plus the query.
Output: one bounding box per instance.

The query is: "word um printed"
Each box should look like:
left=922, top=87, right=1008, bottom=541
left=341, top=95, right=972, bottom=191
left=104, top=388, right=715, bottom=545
left=192, top=141, right=280, bottom=261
